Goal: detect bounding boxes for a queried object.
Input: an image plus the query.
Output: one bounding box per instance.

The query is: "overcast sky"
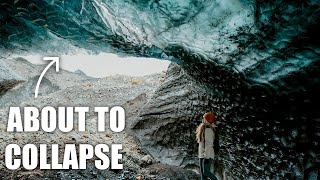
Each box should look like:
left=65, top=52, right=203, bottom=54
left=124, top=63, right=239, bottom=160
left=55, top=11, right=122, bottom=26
left=21, top=53, right=170, bottom=78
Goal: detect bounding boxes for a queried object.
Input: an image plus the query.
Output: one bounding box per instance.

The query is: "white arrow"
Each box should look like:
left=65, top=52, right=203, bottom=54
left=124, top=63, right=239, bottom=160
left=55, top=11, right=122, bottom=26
left=34, top=57, right=60, bottom=98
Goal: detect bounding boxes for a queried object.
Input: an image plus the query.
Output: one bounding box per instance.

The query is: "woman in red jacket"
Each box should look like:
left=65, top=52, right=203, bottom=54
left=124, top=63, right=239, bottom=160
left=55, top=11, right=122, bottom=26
left=196, top=112, right=218, bottom=180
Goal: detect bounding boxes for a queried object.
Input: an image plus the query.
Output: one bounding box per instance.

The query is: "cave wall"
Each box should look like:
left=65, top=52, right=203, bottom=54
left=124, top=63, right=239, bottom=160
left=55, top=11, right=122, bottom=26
left=133, top=61, right=320, bottom=179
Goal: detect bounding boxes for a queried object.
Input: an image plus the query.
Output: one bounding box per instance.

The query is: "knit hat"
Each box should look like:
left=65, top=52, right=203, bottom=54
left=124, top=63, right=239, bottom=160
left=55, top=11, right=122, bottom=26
left=203, top=112, right=215, bottom=124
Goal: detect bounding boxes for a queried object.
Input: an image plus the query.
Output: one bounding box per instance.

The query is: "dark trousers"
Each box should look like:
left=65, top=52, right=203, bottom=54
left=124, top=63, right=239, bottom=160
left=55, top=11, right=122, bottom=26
left=199, top=158, right=218, bottom=180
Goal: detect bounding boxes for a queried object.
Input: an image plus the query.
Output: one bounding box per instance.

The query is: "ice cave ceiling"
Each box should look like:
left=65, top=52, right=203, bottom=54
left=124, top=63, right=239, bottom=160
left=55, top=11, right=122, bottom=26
left=0, top=0, right=320, bottom=179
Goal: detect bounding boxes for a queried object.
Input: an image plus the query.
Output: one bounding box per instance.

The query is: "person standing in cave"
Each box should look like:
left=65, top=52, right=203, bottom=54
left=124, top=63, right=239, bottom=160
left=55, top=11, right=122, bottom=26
left=196, top=112, right=219, bottom=180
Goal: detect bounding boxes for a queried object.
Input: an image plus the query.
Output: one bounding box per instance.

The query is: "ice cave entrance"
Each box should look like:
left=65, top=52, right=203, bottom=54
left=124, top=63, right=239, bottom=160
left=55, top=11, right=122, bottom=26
left=23, top=53, right=170, bottom=78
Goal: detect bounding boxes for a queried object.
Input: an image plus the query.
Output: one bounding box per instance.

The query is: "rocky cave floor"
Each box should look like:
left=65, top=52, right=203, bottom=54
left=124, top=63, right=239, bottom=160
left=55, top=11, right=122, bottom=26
left=0, top=58, right=199, bottom=180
